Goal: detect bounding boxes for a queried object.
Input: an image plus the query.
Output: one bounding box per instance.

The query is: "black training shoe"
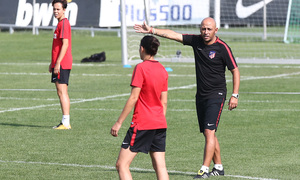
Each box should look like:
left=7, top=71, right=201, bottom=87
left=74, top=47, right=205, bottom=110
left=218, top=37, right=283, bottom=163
left=193, top=170, right=210, bottom=179
left=209, top=168, right=224, bottom=176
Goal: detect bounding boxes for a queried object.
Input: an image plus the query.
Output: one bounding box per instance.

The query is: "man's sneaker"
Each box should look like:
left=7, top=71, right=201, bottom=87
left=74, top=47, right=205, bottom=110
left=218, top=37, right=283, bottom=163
left=193, top=170, right=210, bottom=179
left=209, top=168, right=224, bottom=176
left=53, top=123, right=71, bottom=130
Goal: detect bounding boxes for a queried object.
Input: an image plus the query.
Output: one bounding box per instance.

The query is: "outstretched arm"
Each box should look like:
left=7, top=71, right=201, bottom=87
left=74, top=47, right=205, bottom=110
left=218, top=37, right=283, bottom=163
left=134, top=21, right=183, bottom=43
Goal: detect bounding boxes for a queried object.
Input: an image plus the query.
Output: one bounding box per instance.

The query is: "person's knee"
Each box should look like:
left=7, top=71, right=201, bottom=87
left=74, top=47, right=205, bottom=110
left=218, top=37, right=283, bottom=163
left=115, top=161, right=123, bottom=172
left=115, top=162, right=120, bottom=172
left=56, top=90, right=62, bottom=97
left=151, top=159, right=166, bottom=171
left=152, top=162, right=158, bottom=171
left=56, top=88, right=68, bottom=99
left=115, top=160, right=128, bottom=172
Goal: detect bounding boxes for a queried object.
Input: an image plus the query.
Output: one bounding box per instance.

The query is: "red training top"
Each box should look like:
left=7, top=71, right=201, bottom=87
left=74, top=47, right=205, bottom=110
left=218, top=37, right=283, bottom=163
left=51, top=18, right=72, bottom=69
left=130, top=60, right=168, bottom=130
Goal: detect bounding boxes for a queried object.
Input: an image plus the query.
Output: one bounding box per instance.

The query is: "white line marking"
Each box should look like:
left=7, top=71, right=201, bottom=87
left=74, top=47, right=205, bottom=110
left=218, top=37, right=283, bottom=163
left=241, top=100, right=300, bottom=103
left=0, top=97, right=92, bottom=101
left=243, top=92, right=300, bottom=95
left=240, top=72, right=300, bottom=81
left=83, top=74, right=193, bottom=77
left=0, top=62, right=118, bottom=67
left=0, top=160, right=278, bottom=180
left=0, top=89, right=55, bottom=91
left=166, top=64, right=300, bottom=69
left=0, top=72, right=130, bottom=77
left=0, top=93, right=130, bottom=113
left=236, top=109, right=300, bottom=112
left=0, top=72, right=195, bottom=77
left=239, top=65, right=300, bottom=69
left=10, top=107, right=298, bottom=113
left=1, top=71, right=300, bottom=113
left=0, top=72, right=49, bottom=76
left=31, top=108, right=195, bottom=112
left=168, top=84, right=196, bottom=90
left=0, top=97, right=56, bottom=101
left=82, top=73, right=131, bottom=77
left=0, top=64, right=286, bottom=180
left=2, top=97, right=300, bottom=103
left=2, top=62, right=300, bottom=68
left=0, top=84, right=197, bottom=113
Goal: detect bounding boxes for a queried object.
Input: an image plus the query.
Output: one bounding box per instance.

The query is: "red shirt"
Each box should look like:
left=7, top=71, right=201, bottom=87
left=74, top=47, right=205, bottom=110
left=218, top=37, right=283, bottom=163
left=51, top=18, right=72, bottom=69
left=130, top=60, right=168, bottom=130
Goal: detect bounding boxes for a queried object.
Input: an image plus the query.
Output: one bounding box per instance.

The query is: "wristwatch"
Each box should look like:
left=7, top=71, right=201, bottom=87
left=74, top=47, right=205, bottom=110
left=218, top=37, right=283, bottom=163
left=232, top=94, right=239, bottom=99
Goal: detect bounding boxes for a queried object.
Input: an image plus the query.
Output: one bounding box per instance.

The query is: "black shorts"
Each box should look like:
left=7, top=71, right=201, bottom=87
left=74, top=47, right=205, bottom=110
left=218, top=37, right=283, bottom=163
left=196, top=96, right=225, bottom=133
left=51, top=67, right=71, bottom=85
left=121, top=127, right=167, bottom=154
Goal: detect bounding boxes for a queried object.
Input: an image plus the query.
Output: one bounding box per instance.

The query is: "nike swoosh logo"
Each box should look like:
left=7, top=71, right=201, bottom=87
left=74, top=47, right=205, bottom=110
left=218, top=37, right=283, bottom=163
left=236, top=0, right=274, bottom=18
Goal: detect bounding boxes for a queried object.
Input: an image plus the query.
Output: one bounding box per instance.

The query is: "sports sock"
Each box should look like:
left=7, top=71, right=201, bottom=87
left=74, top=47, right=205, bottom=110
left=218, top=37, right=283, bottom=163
left=62, top=115, right=70, bottom=127
left=200, top=165, right=209, bottom=173
left=214, top=164, right=223, bottom=171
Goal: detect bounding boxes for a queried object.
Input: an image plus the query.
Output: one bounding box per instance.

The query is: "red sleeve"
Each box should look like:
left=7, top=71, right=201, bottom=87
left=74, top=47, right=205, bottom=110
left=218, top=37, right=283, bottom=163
left=162, top=72, right=168, bottom=92
left=59, top=19, right=71, bottom=40
left=130, top=64, right=143, bottom=88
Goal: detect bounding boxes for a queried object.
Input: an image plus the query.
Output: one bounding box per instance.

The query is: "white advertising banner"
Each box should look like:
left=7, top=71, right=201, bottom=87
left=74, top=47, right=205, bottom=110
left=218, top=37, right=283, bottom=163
left=99, top=0, right=209, bottom=27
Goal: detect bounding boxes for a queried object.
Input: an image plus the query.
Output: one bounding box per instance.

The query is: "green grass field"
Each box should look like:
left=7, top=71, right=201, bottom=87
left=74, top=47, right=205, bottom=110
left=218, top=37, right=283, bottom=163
left=0, top=31, right=299, bottom=180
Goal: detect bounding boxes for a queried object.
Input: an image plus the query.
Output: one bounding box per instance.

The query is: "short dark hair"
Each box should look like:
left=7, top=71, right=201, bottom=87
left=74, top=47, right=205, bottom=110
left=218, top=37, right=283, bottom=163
left=140, top=35, right=160, bottom=56
left=52, top=0, right=68, bottom=9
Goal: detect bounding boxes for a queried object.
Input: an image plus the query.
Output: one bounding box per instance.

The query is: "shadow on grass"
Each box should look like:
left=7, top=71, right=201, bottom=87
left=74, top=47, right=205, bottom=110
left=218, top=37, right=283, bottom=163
left=100, top=168, right=194, bottom=179
left=0, top=122, right=51, bottom=128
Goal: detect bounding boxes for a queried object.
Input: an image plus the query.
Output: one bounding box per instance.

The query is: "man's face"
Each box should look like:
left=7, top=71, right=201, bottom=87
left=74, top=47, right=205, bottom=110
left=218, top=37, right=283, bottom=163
left=200, top=20, right=218, bottom=44
left=53, top=3, right=65, bottom=21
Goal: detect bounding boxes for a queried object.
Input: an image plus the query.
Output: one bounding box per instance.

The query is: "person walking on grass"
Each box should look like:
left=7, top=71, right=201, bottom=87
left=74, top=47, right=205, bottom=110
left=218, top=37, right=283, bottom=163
left=49, top=0, right=73, bottom=130
left=111, top=35, right=169, bottom=180
left=134, top=17, right=240, bottom=179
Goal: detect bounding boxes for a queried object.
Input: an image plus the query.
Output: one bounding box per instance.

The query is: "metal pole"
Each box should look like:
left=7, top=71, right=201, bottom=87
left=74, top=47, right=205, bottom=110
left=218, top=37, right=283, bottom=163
left=263, top=0, right=267, bottom=40
left=214, top=0, right=221, bottom=29
left=32, top=0, right=36, bottom=35
left=144, top=0, right=150, bottom=25
left=284, top=0, right=293, bottom=43
left=121, top=0, right=130, bottom=68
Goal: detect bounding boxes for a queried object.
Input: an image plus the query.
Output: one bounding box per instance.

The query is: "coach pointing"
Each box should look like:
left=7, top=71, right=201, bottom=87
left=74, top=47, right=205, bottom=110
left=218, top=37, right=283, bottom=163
left=134, top=17, right=240, bottom=178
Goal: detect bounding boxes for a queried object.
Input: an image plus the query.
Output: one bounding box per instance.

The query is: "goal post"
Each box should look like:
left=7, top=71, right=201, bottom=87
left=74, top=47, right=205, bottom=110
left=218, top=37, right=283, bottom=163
left=125, top=0, right=210, bottom=65
left=284, top=0, right=300, bottom=43
left=120, top=0, right=130, bottom=68
left=122, top=0, right=300, bottom=65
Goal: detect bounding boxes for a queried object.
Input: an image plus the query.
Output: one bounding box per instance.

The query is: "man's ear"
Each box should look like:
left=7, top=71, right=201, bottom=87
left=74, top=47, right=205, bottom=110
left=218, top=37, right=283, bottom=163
left=140, top=46, right=144, bottom=52
left=215, top=28, right=218, bottom=33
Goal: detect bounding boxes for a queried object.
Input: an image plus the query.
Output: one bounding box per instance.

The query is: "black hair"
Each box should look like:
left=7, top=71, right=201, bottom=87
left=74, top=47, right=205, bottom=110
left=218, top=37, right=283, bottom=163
left=52, top=0, right=68, bottom=9
left=140, top=35, right=160, bottom=56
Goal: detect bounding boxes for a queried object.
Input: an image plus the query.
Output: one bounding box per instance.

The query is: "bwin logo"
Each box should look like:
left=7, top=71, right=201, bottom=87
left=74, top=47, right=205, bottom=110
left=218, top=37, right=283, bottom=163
left=15, top=0, right=78, bottom=27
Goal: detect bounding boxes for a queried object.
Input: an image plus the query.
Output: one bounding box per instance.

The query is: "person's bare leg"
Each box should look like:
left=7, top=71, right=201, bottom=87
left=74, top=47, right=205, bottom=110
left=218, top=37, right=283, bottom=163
left=116, top=147, right=138, bottom=180
left=55, top=82, right=70, bottom=115
left=202, top=129, right=216, bottom=167
left=213, top=135, right=222, bottom=165
left=150, top=151, right=169, bottom=180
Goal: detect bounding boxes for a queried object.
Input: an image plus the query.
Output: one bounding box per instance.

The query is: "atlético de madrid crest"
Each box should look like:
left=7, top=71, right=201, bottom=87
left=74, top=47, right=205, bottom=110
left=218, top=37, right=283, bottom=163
left=209, top=51, right=216, bottom=59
